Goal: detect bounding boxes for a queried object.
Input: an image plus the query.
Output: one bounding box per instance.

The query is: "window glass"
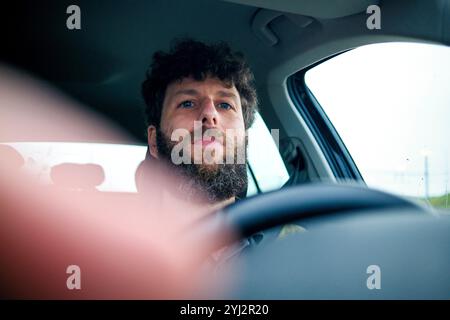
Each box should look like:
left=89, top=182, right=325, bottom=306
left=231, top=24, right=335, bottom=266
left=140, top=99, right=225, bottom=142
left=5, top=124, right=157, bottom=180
left=305, top=42, right=450, bottom=211
left=5, top=142, right=145, bottom=192
left=247, top=112, right=290, bottom=194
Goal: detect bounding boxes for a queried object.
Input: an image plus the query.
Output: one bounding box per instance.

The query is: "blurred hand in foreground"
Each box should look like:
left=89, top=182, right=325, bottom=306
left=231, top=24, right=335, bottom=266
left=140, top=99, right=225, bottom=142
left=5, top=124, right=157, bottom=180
left=0, top=66, right=234, bottom=299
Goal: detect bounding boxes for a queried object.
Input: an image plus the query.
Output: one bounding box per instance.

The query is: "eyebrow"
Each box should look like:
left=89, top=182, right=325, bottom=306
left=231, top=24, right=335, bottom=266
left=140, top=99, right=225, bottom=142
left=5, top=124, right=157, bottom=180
left=217, top=90, right=239, bottom=100
left=173, top=89, right=239, bottom=101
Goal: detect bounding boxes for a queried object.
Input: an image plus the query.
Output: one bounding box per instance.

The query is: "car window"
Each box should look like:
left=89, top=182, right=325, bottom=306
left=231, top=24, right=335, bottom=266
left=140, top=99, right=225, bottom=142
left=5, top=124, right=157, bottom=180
left=304, top=42, right=450, bottom=211
left=247, top=112, right=290, bottom=195
left=2, top=112, right=288, bottom=196
left=4, top=142, right=146, bottom=192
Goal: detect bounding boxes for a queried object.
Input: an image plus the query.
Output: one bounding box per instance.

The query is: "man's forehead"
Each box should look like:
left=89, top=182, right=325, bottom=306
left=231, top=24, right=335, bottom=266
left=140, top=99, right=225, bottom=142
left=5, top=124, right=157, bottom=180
left=167, top=76, right=239, bottom=96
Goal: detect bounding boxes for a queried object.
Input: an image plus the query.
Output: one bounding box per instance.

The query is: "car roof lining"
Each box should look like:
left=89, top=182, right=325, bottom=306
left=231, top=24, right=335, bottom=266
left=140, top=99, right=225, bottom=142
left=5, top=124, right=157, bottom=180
left=242, top=0, right=450, bottom=84
left=222, top=0, right=380, bottom=19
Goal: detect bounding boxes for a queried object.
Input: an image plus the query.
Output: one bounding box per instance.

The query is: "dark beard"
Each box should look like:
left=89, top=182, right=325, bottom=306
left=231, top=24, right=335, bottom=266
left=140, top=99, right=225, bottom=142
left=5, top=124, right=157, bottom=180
left=155, top=129, right=248, bottom=204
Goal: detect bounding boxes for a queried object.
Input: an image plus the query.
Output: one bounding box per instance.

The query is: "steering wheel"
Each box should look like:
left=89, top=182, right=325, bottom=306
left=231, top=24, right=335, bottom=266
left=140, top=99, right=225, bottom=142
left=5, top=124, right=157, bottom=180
left=195, top=183, right=427, bottom=249
left=187, top=183, right=448, bottom=299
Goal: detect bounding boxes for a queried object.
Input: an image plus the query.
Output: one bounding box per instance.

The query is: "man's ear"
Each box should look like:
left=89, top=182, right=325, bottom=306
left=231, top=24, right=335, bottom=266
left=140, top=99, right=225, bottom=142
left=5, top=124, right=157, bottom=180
left=147, top=125, right=159, bottom=159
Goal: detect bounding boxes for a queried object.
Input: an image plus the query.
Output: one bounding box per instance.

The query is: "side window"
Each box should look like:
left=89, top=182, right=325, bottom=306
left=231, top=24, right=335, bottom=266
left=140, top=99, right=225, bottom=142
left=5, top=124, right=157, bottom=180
left=3, top=142, right=145, bottom=192
left=247, top=112, right=290, bottom=196
left=305, top=42, right=450, bottom=211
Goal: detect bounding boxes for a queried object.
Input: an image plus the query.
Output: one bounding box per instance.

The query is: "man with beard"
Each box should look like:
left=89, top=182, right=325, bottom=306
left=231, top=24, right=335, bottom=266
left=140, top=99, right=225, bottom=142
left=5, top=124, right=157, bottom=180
left=139, top=38, right=258, bottom=213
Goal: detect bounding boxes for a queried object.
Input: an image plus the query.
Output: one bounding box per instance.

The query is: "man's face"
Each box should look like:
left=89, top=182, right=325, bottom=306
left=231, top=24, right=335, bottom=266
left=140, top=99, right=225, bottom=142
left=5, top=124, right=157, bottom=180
left=148, top=76, right=248, bottom=203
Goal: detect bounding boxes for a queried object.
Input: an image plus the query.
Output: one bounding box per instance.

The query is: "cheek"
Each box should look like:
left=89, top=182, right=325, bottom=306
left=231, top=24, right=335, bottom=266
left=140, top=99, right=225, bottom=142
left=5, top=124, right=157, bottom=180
left=165, top=115, right=197, bottom=134
left=220, top=112, right=245, bottom=139
left=158, top=121, right=172, bottom=142
left=238, top=131, right=247, bottom=147
left=224, top=128, right=246, bottom=150
left=224, top=110, right=245, bottom=129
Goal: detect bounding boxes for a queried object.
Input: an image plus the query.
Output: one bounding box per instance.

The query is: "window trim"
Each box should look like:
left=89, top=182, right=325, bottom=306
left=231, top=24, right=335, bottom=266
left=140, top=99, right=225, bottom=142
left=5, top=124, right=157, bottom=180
left=287, top=54, right=364, bottom=182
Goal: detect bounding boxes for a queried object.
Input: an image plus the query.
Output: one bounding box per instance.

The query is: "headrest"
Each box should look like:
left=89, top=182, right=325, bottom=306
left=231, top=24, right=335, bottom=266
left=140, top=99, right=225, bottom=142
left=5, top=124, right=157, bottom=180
left=50, top=163, right=105, bottom=190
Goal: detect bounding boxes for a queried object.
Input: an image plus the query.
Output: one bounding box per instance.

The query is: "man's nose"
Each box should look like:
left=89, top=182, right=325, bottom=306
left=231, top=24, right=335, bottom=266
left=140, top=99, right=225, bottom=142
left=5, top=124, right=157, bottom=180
left=199, top=98, right=218, bottom=127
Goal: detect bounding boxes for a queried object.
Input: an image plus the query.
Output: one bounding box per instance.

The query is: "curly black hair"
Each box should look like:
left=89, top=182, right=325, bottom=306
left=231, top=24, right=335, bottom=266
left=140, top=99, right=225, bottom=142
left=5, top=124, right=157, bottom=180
left=141, top=38, right=258, bottom=130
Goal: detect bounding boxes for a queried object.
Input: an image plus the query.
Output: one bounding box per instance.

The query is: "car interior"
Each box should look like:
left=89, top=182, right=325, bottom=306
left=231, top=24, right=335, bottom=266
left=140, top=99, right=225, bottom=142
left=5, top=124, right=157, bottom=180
left=2, top=0, right=450, bottom=299
left=4, top=0, right=450, bottom=185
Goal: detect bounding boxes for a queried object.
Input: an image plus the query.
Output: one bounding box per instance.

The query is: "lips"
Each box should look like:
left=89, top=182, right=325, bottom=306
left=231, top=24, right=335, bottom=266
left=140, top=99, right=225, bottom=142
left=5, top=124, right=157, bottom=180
left=193, top=136, right=223, bottom=147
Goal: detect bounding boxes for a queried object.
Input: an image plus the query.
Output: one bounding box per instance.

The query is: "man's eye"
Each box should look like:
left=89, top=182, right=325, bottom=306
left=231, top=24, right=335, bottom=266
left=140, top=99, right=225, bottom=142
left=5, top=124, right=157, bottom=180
left=179, top=101, right=195, bottom=109
left=218, top=102, right=232, bottom=110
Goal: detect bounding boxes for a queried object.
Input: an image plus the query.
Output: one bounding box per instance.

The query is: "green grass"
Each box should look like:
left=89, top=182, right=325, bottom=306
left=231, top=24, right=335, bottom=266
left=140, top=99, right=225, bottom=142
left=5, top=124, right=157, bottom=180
left=412, top=193, right=450, bottom=212
left=428, top=193, right=450, bottom=210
